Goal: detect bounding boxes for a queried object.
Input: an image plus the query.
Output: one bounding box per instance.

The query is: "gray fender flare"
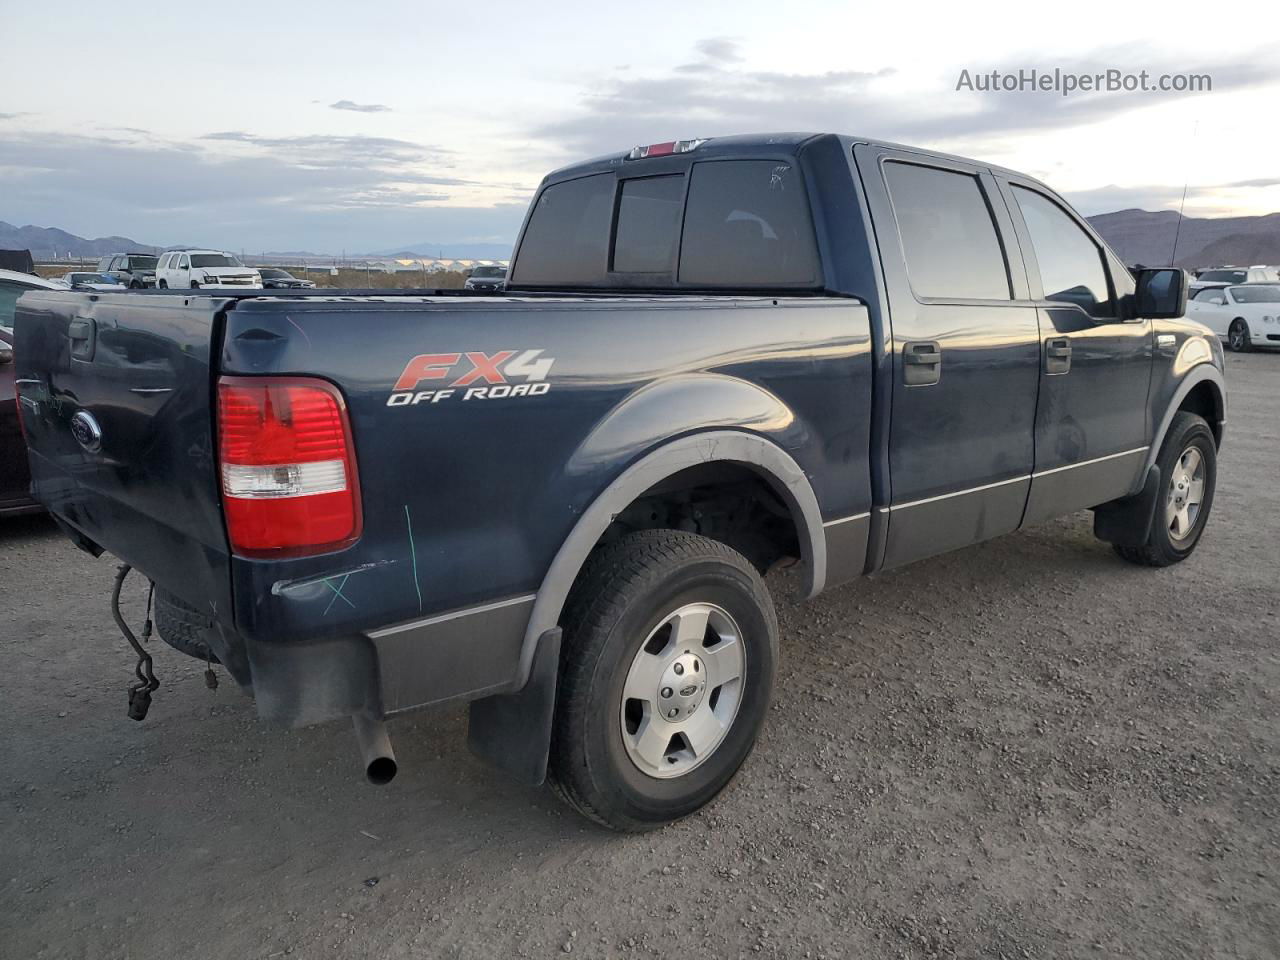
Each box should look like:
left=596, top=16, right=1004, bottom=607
left=1141, top=363, right=1227, bottom=479
left=515, top=429, right=826, bottom=685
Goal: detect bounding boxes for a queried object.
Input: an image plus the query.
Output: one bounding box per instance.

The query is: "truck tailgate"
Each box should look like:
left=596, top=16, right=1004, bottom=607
left=13, top=291, right=233, bottom=617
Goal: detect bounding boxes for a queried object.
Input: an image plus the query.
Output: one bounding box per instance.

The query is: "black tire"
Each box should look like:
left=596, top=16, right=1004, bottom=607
left=189, top=280, right=200, bottom=290
left=1228, top=319, right=1251, bottom=352
left=157, top=279, right=168, bottom=289
left=549, top=530, right=777, bottom=832
left=129, top=280, right=142, bottom=290
left=154, top=588, right=221, bottom=663
left=1114, top=412, right=1216, bottom=567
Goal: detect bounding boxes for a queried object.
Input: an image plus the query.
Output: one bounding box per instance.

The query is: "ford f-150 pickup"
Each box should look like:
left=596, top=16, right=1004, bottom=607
left=14, top=133, right=1226, bottom=830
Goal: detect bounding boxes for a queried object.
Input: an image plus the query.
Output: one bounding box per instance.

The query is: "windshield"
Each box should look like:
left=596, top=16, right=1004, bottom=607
left=258, top=269, right=286, bottom=278
left=1198, top=270, right=1247, bottom=283
left=471, top=265, right=507, bottom=278
left=70, top=273, right=118, bottom=284
left=1229, top=284, right=1280, bottom=303
left=128, top=256, right=159, bottom=270
left=190, top=254, right=244, bottom=268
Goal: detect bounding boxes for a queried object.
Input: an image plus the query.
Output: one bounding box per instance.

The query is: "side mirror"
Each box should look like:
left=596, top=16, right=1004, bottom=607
left=0, top=342, right=13, bottom=365
left=1133, top=268, right=1186, bottom=319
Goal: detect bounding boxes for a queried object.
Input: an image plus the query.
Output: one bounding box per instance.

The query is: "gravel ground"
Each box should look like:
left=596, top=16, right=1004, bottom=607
left=2, top=352, right=1277, bottom=960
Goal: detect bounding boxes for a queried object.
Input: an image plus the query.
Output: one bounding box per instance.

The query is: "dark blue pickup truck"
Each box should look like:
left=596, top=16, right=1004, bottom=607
left=14, top=133, right=1226, bottom=830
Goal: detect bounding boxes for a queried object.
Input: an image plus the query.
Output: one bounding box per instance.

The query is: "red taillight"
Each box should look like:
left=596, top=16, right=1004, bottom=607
left=216, top=376, right=361, bottom=556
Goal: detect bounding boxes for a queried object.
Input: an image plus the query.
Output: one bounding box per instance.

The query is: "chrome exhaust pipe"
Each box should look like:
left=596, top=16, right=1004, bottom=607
left=352, top=713, right=397, bottom=785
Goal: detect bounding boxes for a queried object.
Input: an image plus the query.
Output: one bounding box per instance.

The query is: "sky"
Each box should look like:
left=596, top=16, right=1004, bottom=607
left=3, top=0, right=1279, bottom=254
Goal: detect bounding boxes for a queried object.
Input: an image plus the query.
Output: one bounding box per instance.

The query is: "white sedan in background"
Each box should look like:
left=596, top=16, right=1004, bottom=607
left=1187, top=284, right=1280, bottom=352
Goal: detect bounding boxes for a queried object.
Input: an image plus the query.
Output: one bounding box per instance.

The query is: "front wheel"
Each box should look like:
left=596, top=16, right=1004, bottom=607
left=157, top=279, right=168, bottom=289
left=1114, top=411, right=1217, bottom=567
left=1228, top=319, right=1251, bottom=352
left=549, top=530, right=778, bottom=831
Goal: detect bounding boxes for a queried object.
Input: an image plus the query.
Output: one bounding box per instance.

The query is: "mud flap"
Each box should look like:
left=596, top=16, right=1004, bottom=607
left=1094, top=465, right=1161, bottom=547
left=467, top=628, right=561, bottom=786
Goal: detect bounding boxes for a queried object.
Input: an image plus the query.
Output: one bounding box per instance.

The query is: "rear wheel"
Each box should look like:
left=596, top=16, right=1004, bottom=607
left=1114, top=412, right=1216, bottom=567
left=549, top=530, right=777, bottom=831
left=1228, top=319, right=1251, bottom=352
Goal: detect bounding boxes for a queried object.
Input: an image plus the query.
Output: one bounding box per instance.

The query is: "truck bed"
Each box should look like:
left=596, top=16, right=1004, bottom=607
left=15, top=289, right=873, bottom=720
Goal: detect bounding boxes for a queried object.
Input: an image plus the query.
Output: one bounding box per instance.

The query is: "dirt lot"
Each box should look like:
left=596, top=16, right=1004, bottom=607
left=2, top=352, right=1277, bottom=960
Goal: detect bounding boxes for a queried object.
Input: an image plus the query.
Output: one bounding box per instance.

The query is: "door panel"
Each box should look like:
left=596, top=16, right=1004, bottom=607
left=999, top=178, right=1153, bottom=524
left=854, top=145, right=1041, bottom=569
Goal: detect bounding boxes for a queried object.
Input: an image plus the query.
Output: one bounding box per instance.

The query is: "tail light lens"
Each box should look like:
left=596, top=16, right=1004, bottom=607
left=217, top=376, right=361, bottom=556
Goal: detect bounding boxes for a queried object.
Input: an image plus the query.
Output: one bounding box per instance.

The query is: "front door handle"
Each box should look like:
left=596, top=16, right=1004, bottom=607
left=1045, top=337, right=1071, bottom=375
left=903, top=340, right=942, bottom=386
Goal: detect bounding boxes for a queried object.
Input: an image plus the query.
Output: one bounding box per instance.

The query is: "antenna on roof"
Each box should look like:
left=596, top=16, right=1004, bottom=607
left=1170, top=120, right=1198, bottom=265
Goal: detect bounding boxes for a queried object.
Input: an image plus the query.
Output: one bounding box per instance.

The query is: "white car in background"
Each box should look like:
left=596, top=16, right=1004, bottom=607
left=156, top=250, right=262, bottom=290
left=1187, top=284, right=1280, bottom=352
left=1188, top=265, right=1280, bottom=298
left=59, top=271, right=127, bottom=291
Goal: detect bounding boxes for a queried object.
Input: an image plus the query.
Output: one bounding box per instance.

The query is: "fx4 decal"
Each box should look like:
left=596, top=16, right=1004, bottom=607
left=387, top=350, right=555, bottom=407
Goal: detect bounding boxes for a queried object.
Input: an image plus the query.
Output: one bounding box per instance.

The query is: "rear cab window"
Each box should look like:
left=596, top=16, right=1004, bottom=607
left=510, top=155, right=821, bottom=290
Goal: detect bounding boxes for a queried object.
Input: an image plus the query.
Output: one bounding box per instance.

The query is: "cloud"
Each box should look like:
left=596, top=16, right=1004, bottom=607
left=1220, top=176, right=1280, bottom=189
left=696, top=37, right=741, bottom=63
left=532, top=41, right=895, bottom=158
left=1064, top=175, right=1280, bottom=217
left=330, top=99, right=392, bottom=113
left=529, top=39, right=1280, bottom=164
left=0, top=130, right=524, bottom=252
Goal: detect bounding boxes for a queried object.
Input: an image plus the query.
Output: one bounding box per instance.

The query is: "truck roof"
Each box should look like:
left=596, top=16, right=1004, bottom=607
left=542, top=132, right=1030, bottom=185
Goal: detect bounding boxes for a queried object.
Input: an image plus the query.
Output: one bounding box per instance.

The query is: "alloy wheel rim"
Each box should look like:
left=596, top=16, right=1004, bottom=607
left=619, top=602, right=745, bottom=779
left=1166, top=445, right=1206, bottom=542
left=1230, top=324, right=1245, bottom=349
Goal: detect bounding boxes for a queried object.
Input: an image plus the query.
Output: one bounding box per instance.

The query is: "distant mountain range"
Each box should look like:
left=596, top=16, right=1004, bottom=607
left=0, top=221, right=162, bottom=259
left=4, top=212, right=1276, bottom=269
left=369, top=242, right=513, bottom=260
left=0, top=221, right=514, bottom=262
left=1086, top=209, right=1280, bottom=269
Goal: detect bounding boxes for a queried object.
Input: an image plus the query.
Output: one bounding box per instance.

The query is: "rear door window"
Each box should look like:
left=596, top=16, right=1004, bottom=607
left=678, top=160, right=819, bottom=286
left=511, top=173, right=614, bottom=285
left=613, top=175, right=684, bottom=274
left=884, top=161, right=1011, bottom=301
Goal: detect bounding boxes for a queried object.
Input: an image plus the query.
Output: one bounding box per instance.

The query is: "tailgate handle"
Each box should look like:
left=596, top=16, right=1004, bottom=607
left=68, top=317, right=96, bottom=362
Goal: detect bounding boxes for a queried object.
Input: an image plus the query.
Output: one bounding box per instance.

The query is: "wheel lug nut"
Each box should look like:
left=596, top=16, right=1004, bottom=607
left=661, top=687, right=673, bottom=698
left=673, top=663, right=684, bottom=676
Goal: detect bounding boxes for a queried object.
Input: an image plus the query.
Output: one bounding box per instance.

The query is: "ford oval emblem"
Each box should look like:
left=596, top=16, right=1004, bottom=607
left=70, top=411, right=103, bottom=453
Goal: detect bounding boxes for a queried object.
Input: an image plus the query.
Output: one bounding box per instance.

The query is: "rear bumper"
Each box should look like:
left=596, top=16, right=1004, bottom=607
left=190, top=589, right=536, bottom=728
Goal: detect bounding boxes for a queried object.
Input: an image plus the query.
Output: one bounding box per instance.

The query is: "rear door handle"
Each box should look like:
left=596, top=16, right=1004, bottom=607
left=1045, top=337, right=1071, bottom=375
left=902, top=340, right=942, bottom=386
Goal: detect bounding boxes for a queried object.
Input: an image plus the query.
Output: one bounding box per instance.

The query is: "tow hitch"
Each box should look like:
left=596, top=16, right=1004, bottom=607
left=110, top=564, right=160, bottom=721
